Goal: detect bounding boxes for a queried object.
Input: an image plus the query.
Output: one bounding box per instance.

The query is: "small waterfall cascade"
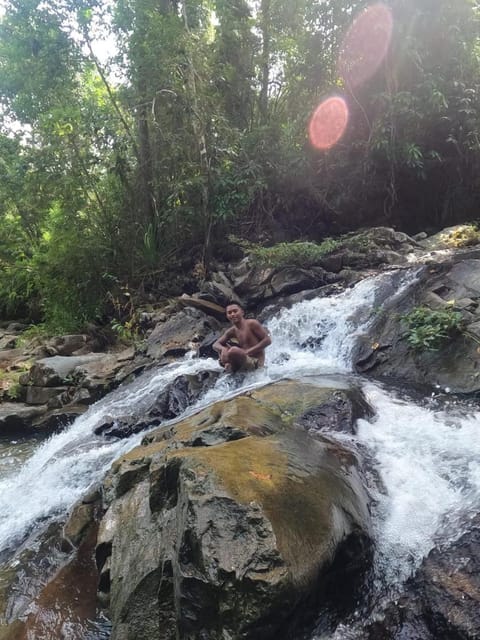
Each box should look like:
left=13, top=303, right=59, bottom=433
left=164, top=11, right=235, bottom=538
left=1, top=266, right=480, bottom=637
left=360, top=381, right=480, bottom=577
left=314, top=381, right=480, bottom=640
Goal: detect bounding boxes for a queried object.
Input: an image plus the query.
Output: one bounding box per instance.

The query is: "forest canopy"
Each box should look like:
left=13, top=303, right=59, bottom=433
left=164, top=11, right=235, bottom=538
left=0, top=0, right=479, bottom=329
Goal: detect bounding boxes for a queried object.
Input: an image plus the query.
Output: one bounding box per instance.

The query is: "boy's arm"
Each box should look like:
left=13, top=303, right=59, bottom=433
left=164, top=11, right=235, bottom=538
left=213, top=327, right=234, bottom=355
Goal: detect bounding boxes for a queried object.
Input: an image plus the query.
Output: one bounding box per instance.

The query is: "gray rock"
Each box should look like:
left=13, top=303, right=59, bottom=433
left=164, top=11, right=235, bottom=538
left=0, top=402, right=46, bottom=432
left=22, top=353, right=132, bottom=397
left=447, top=260, right=480, bottom=297
left=95, top=370, right=220, bottom=439
left=295, top=387, right=374, bottom=435
left=423, top=290, right=449, bottom=309
left=146, top=308, right=220, bottom=360
left=177, top=295, right=227, bottom=320
left=353, top=259, right=480, bottom=393
left=199, top=280, right=240, bottom=307
left=45, top=334, right=89, bottom=356
left=370, top=513, right=480, bottom=640
left=413, top=514, right=480, bottom=639
left=270, top=267, right=325, bottom=296
left=231, top=265, right=327, bottom=306
left=97, top=380, right=373, bottom=640
left=0, top=335, right=17, bottom=350
left=318, top=253, right=343, bottom=273
left=454, top=297, right=477, bottom=310
left=211, top=269, right=234, bottom=288
left=25, top=385, right=68, bottom=406
left=0, top=348, right=31, bottom=368
left=5, top=322, right=28, bottom=332
left=63, top=488, right=102, bottom=547
left=466, top=320, right=480, bottom=340
left=26, top=354, right=105, bottom=387
left=413, top=232, right=428, bottom=241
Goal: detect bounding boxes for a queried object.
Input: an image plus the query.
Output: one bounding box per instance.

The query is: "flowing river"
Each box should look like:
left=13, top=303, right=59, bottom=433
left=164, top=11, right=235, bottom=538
left=1, top=267, right=480, bottom=638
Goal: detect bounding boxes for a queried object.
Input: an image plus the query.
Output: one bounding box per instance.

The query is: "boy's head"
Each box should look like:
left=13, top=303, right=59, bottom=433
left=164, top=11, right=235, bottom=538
left=225, top=302, right=244, bottom=324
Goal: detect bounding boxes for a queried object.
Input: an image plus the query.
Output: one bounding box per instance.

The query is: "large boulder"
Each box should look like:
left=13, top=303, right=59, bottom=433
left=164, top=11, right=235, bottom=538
left=0, top=348, right=140, bottom=432
left=319, top=227, right=420, bottom=272
left=43, top=334, right=92, bottom=356
left=199, top=271, right=241, bottom=308
left=23, top=352, right=133, bottom=389
left=0, top=400, right=88, bottom=434
left=96, top=379, right=373, bottom=640
left=146, top=308, right=222, bottom=360
left=24, top=354, right=95, bottom=388
left=353, top=258, right=480, bottom=393
left=227, top=259, right=327, bottom=307
left=0, top=402, right=47, bottom=433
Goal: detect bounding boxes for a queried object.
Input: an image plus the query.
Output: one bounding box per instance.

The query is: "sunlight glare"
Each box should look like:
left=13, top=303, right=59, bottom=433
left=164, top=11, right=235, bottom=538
left=308, top=97, right=349, bottom=150
left=338, top=3, right=393, bottom=89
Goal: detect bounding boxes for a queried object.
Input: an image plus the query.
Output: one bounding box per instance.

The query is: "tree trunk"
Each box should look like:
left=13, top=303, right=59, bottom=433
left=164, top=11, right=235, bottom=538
left=259, top=0, right=271, bottom=124
left=181, top=0, right=211, bottom=274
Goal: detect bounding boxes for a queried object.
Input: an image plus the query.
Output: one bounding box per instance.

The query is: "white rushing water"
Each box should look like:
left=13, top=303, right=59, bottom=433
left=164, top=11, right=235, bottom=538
left=0, top=357, right=220, bottom=552
left=1, top=265, right=480, bottom=603
left=357, top=382, right=480, bottom=584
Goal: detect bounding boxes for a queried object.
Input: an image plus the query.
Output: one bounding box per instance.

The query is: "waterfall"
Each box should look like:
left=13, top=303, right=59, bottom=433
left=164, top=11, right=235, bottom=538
left=358, top=382, right=480, bottom=584
left=0, top=357, right=220, bottom=553
left=1, top=265, right=480, bottom=637
left=0, top=269, right=412, bottom=552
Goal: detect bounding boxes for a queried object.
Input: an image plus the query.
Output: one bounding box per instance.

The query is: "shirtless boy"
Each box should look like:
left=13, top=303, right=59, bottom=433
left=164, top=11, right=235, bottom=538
left=213, top=302, right=271, bottom=373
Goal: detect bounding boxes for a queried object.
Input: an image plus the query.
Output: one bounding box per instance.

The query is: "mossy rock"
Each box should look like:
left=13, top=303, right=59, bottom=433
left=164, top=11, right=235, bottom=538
left=100, top=379, right=373, bottom=640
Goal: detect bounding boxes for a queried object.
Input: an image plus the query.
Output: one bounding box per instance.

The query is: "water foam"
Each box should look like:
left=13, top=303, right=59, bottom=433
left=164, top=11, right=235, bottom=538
left=357, top=383, right=480, bottom=583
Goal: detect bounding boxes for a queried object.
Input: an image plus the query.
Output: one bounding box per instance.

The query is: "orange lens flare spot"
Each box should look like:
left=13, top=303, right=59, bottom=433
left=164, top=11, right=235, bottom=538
left=308, top=97, right=349, bottom=150
left=338, top=3, right=393, bottom=89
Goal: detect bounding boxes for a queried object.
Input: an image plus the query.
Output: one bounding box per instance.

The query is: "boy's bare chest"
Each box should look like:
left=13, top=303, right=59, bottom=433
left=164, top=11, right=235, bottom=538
left=233, top=324, right=256, bottom=348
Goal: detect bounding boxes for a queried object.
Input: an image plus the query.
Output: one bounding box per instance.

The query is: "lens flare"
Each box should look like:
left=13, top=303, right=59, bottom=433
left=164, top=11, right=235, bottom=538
left=338, top=3, right=393, bottom=89
left=308, top=96, right=349, bottom=150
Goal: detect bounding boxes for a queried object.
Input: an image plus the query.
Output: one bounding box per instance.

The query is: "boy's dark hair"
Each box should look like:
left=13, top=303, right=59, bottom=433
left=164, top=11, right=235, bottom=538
left=225, top=300, right=243, bottom=310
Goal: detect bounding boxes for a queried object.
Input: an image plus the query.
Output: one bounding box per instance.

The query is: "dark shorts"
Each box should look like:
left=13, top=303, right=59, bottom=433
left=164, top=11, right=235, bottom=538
left=238, top=355, right=260, bottom=372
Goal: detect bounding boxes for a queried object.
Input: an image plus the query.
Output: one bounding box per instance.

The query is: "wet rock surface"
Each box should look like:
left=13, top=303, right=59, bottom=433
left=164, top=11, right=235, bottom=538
left=97, top=379, right=374, bottom=640
left=95, top=370, right=221, bottom=438
left=413, top=513, right=480, bottom=640
left=146, top=308, right=222, bottom=360
left=0, top=492, right=105, bottom=640
left=362, top=514, right=480, bottom=640
left=354, top=255, right=480, bottom=393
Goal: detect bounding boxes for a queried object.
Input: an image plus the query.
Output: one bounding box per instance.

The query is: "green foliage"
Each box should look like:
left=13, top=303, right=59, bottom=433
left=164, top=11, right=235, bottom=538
left=0, top=0, right=480, bottom=329
left=107, top=285, right=144, bottom=344
left=440, top=224, right=480, bottom=248
left=232, top=238, right=340, bottom=268
left=0, top=256, right=40, bottom=320
left=36, top=252, right=107, bottom=333
left=402, top=306, right=464, bottom=351
left=0, top=360, right=31, bottom=401
left=111, top=318, right=140, bottom=343
left=5, top=383, right=22, bottom=401
left=15, top=325, right=53, bottom=347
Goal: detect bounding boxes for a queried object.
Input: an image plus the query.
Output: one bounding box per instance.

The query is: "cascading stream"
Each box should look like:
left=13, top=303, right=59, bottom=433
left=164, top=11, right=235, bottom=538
left=313, top=381, right=480, bottom=640
left=1, top=265, right=480, bottom=636
left=0, top=269, right=408, bottom=552
left=358, top=382, right=480, bottom=585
